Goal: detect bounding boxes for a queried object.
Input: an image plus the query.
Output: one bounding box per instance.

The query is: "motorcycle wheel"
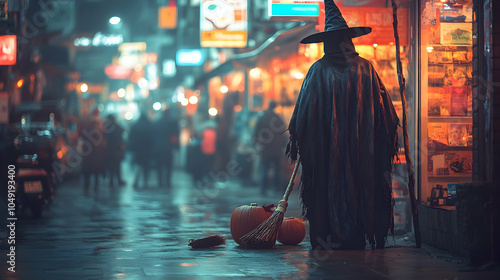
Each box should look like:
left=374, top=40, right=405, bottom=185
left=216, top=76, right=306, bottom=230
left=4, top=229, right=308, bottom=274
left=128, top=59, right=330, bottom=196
left=30, top=203, right=43, bottom=219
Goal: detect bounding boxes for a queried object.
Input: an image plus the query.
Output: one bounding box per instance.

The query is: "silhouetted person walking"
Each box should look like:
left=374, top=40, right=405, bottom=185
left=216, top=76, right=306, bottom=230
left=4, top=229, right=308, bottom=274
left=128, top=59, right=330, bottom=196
left=153, top=108, right=180, bottom=188
left=128, top=112, right=154, bottom=189
left=78, top=108, right=107, bottom=192
left=104, top=114, right=125, bottom=187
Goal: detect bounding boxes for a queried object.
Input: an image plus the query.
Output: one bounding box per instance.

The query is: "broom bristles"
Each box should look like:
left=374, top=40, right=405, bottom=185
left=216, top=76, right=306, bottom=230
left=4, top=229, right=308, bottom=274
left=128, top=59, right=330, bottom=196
left=239, top=202, right=286, bottom=249
left=239, top=210, right=284, bottom=249
left=239, top=157, right=301, bottom=249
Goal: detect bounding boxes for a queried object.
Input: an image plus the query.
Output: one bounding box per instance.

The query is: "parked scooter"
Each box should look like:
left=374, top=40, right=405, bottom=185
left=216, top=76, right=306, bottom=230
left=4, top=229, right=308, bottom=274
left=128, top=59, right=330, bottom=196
left=13, top=114, right=55, bottom=218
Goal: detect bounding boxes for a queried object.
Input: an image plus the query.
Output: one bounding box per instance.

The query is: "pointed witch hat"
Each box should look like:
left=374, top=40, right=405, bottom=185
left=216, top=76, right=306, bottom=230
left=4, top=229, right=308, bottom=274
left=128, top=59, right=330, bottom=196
left=300, top=0, right=372, bottom=44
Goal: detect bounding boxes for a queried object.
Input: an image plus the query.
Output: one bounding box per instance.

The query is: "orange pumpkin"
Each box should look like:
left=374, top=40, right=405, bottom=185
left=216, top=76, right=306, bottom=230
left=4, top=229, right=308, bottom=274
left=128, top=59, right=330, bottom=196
left=277, top=217, right=306, bottom=245
left=230, top=203, right=273, bottom=244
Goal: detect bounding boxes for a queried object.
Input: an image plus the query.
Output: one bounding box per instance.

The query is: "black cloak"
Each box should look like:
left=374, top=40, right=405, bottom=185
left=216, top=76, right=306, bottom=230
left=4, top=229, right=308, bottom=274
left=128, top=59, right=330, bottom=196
left=287, top=47, right=399, bottom=249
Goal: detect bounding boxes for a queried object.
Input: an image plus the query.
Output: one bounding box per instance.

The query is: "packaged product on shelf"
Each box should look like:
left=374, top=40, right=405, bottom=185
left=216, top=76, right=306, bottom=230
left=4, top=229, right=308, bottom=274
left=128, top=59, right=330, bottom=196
left=452, top=51, right=472, bottom=63
left=445, top=150, right=472, bottom=175
left=448, top=123, right=468, bottom=147
left=428, top=65, right=445, bottom=87
left=440, top=23, right=472, bottom=45
left=466, top=124, right=473, bottom=146
left=447, top=184, right=457, bottom=206
left=443, top=66, right=455, bottom=86
left=467, top=87, right=473, bottom=116
left=450, top=86, right=468, bottom=116
left=428, top=51, right=453, bottom=64
left=428, top=123, right=449, bottom=147
left=429, top=184, right=448, bottom=206
left=439, top=5, right=466, bottom=23
left=429, top=153, right=448, bottom=175
left=428, top=91, right=451, bottom=116
left=452, top=67, right=469, bottom=86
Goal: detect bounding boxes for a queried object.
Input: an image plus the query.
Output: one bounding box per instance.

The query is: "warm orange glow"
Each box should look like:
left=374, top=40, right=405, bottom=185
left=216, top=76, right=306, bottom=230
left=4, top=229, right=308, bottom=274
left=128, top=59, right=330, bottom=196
left=80, top=83, right=89, bottom=93
left=293, top=72, right=304, bottom=79
left=57, top=151, right=64, bottom=159
left=179, top=263, right=198, bottom=267
left=249, top=68, right=261, bottom=79
left=16, top=79, right=24, bottom=88
left=189, top=96, right=199, bottom=104
left=208, top=107, right=218, bottom=116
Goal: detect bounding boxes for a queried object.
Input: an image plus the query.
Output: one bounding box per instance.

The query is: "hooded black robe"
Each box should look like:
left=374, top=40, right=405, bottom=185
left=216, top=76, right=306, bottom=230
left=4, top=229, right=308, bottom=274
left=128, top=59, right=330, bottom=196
left=287, top=42, right=399, bottom=249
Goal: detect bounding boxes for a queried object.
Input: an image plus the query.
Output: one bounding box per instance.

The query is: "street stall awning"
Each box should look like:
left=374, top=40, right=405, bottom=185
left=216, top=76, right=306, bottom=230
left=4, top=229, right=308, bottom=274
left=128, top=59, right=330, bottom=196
left=194, top=59, right=255, bottom=87
left=194, top=22, right=317, bottom=87
left=254, top=22, right=317, bottom=66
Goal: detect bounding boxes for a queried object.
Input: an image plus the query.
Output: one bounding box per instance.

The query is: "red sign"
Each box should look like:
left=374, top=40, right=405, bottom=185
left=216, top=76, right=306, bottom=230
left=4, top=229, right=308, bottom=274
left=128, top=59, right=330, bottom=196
left=342, top=7, right=408, bottom=46
left=0, top=35, right=17, bottom=65
left=105, top=65, right=133, bottom=79
left=159, top=6, right=177, bottom=29
left=341, top=0, right=387, bottom=7
left=315, top=5, right=408, bottom=46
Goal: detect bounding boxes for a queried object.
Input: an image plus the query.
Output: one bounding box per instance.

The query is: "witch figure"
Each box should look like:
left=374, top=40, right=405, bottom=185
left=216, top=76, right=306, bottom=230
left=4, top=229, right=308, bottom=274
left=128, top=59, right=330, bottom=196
left=286, top=0, right=400, bottom=250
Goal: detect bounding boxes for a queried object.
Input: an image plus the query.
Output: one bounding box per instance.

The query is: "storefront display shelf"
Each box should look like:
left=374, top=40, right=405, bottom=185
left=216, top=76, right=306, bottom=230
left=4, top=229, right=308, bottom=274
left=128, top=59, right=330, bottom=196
left=428, top=117, right=472, bottom=123
left=428, top=146, right=471, bottom=151
left=428, top=175, right=472, bottom=178
left=431, top=205, right=456, bottom=211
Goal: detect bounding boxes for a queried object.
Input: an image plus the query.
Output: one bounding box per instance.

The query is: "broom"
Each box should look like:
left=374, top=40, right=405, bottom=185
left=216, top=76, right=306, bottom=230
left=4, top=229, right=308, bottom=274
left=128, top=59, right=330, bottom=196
left=239, top=155, right=301, bottom=249
left=391, top=0, right=421, bottom=248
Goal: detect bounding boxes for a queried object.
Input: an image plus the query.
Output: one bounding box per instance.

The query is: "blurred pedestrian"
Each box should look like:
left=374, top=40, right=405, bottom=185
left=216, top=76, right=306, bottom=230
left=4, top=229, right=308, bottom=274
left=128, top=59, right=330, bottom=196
left=104, top=114, right=126, bottom=187
left=187, top=108, right=217, bottom=186
left=128, top=112, right=154, bottom=188
left=214, top=91, right=238, bottom=171
left=253, top=100, right=287, bottom=194
left=77, top=108, right=107, bottom=192
left=153, top=107, right=180, bottom=188
left=286, top=0, right=399, bottom=250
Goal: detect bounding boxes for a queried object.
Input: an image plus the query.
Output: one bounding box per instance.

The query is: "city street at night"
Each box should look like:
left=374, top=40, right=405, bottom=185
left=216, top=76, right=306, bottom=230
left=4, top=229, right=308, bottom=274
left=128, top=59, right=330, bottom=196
left=1, top=0, right=500, bottom=279
left=1, top=158, right=499, bottom=280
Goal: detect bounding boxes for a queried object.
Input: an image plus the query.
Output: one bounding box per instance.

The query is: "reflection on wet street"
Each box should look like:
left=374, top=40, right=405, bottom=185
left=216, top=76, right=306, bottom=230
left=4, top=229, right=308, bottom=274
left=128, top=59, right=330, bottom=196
left=1, top=160, right=498, bottom=279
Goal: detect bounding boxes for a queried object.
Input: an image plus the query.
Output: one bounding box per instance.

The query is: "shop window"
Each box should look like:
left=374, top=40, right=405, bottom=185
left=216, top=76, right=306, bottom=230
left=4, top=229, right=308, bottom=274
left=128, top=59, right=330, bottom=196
left=419, top=0, right=473, bottom=209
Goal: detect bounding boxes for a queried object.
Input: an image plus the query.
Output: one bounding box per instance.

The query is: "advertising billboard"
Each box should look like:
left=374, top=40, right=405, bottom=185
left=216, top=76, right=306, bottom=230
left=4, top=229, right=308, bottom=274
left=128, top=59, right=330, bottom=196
left=200, top=0, right=248, bottom=48
left=0, top=35, right=17, bottom=65
left=268, top=0, right=320, bottom=21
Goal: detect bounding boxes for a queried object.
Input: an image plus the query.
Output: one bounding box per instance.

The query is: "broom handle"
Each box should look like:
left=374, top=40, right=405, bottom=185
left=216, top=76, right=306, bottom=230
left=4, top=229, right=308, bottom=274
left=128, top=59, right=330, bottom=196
left=281, top=155, right=301, bottom=205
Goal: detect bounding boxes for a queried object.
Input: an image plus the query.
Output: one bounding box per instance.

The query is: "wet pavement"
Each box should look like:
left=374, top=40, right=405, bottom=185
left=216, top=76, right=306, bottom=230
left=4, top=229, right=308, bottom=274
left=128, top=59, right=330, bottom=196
left=1, top=157, right=499, bottom=280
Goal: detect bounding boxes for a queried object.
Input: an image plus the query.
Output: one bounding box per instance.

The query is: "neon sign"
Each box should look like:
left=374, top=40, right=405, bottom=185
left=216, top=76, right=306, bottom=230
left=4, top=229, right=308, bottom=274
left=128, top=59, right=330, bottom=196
left=74, top=32, right=123, bottom=47
left=0, top=35, right=16, bottom=65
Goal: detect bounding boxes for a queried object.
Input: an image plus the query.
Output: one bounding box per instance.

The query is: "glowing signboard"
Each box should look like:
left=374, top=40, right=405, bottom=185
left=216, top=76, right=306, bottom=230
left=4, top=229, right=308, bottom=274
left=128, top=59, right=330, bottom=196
left=105, top=65, right=133, bottom=79
left=341, top=7, right=408, bottom=46
left=200, top=0, right=247, bottom=48
left=159, top=6, right=177, bottom=29
left=0, top=35, right=16, bottom=65
left=74, top=32, right=123, bottom=47
left=176, top=49, right=204, bottom=66
left=268, top=0, right=320, bottom=20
